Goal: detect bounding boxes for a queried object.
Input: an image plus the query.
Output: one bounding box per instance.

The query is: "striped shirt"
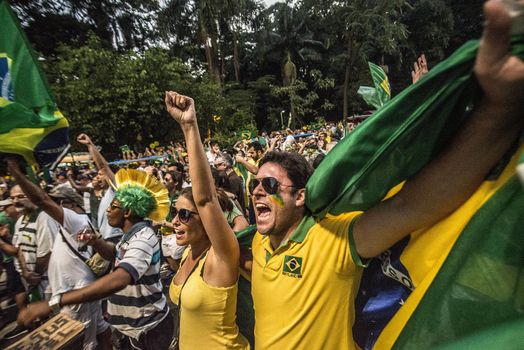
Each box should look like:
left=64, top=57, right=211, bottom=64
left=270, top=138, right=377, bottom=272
left=13, top=210, right=54, bottom=275
left=107, top=221, right=168, bottom=339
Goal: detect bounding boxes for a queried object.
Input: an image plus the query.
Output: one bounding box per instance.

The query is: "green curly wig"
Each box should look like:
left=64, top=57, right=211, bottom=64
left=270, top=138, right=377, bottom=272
left=115, top=185, right=157, bottom=219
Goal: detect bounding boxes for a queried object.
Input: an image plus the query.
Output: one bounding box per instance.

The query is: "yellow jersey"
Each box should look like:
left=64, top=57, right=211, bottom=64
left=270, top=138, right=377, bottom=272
left=251, top=212, right=363, bottom=349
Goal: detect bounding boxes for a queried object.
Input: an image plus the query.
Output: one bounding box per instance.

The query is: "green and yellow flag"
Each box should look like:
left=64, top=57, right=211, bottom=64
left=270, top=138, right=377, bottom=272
left=307, top=35, right=524, bottom=349
left=0, top=0, right=69, bottom=170
left=357, top=62, right=391, bottom=109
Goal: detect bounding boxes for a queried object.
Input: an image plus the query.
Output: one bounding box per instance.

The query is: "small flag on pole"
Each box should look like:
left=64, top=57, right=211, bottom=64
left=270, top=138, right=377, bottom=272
left=0, top=0, right=69, bottom=170
left=357, top=62, right=391, bottom=110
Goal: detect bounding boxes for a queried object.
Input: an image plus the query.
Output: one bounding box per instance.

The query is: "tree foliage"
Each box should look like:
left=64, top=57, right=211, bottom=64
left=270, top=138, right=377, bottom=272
left=45, top=35, right=255, bottom=154
left=8, top=0, right=485, bottom=147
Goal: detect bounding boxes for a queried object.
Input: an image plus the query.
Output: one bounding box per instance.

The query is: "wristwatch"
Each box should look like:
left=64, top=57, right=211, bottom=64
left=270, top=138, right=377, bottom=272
left=48, top=294, right=62, bottom=313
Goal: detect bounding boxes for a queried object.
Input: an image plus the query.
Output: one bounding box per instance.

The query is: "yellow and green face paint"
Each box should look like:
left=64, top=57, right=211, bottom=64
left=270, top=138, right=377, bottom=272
left=269, top=193, right=284, bottom=207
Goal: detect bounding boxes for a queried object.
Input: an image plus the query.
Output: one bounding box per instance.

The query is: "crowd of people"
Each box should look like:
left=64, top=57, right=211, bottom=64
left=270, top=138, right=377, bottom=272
left=0, top=1, right=523, bottom=349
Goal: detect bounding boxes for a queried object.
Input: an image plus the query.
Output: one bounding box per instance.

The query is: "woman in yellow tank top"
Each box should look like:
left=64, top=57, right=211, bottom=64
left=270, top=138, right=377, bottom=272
left=165, top=91, right=250, bottom=349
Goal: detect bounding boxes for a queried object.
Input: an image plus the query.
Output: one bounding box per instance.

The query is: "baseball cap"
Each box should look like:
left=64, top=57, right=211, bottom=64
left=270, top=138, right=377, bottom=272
left=48, top=186, right=84, bottom=208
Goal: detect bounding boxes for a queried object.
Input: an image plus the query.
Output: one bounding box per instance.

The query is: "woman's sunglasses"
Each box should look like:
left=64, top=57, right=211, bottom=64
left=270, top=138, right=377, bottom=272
left=249, top=177, right=294, bottom=195
left=172, top=207, right=198, bottom=223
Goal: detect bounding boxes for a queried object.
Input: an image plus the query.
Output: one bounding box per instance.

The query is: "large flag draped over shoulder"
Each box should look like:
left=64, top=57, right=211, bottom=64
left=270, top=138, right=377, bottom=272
left=0, top=0, right=69, bottom=170
left=306, top=35, right=524, bottom=349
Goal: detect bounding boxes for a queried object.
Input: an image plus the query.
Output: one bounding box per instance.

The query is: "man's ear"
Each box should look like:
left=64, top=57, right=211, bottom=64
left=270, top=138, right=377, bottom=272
left=294, top=188, right=306, bottom=207
left=124, top=208, right=133, bottom=219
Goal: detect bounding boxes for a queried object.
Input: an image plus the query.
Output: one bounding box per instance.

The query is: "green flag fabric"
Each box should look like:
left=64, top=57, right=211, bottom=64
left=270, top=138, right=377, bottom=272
left=235, top=225, right=257, bottom=348
left=0, top=0, right=69, bottom=170
left=306, top=35, right=524, bottom=350
left=357, top=62, right=391, bottom=109
left=307, top=36, right=524, bottom=218
left=388, top=173, right=524, bottom=350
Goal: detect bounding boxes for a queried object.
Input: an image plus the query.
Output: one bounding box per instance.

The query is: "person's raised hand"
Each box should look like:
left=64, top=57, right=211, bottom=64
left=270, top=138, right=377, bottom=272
left=165, top=91, right=197, bottom=126
left=77, top=133, right=93, bottom=146
left=235, top=155, right=244, bottom=164
left=475, top=0, right=524, bottom=109
left=411, top=54, right=428, bottom=84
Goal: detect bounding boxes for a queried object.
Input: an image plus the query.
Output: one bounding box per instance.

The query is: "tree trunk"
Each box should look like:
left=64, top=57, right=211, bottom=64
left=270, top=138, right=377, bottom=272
left=343, top=64, right=350, bottom=121
left=219, top=41, right=225, bottom=84
left=343, top=37, right=353, bottom=121
left=210, top=34, right=221, bottom=84
left=198, top=13, right=220, bottom=84
left=199, top=26, right=214, bottom=79
left=233, top=31, right=240, bottom=82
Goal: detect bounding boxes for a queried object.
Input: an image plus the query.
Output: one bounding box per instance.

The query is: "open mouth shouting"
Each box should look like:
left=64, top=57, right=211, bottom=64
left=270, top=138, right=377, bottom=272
left=255, top=202, right=271, bottom=220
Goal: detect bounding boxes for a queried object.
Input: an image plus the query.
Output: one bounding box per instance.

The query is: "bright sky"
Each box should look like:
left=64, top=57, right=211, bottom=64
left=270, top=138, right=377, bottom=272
left=264, top=0, right=281, bottom=7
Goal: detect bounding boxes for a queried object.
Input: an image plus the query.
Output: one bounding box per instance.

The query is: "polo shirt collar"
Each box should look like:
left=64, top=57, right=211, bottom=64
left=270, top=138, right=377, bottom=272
left=288, top=215, right=316, bottom=243
left=121, top=220, right=150, bottom=243
left=260, top=215, right=316, bottom=257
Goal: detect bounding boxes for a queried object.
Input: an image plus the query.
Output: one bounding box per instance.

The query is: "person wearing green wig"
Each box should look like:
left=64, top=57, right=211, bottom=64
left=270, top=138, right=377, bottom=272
left=17, top=167, right=174, bottom=350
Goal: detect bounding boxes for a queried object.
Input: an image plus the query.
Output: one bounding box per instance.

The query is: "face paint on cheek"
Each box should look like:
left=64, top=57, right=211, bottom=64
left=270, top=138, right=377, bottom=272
left=269, top=194, right=284, bottom=207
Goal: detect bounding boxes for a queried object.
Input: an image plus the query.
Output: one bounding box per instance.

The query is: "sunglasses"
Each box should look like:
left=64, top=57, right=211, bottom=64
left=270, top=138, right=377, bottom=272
left=10, top=194, right=27, bottom=200
left=109, top=203, right=123, bottom=210
left=172, top=208, right=198, bottom=223
left=249, top=177, right=294, bottom=195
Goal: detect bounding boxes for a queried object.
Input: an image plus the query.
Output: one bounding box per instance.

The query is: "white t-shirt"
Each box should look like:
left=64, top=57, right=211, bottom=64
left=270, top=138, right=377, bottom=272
left=84, top=183, right=93, bottom=214
left=13, top=211, right=58, bottom=295
left=161, top=234, right=186, bottom=260
left=47, top=208, right=96, bottom=295
left=13, top=211, right=56, bottom=273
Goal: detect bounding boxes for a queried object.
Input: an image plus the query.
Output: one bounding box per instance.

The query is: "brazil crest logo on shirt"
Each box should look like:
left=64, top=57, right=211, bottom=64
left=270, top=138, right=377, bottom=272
left=283, top=255, right=303, bottom=278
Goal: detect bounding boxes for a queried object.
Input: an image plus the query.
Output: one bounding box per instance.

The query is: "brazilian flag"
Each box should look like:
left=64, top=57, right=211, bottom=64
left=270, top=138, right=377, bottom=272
left=307, top=35, right=524, bottom=349
left=0, top=0, right=69, bottom=170
left=357, top=62, right=391, bottom=110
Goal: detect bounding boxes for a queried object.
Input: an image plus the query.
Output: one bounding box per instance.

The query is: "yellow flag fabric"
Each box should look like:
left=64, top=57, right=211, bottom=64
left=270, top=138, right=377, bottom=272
left=0, top=0, right=69, bottom=169
left=354, top=144, right=523, bottom=349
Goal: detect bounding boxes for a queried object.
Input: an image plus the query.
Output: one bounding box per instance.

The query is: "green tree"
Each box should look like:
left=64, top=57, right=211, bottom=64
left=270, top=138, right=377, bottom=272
left=256, top=2, right=325, bottom=125
left=332, top=0, right=408, bottom=119
left=45, top=35, right=254, bottom=153
left=10, top=0, right=160, bottom=52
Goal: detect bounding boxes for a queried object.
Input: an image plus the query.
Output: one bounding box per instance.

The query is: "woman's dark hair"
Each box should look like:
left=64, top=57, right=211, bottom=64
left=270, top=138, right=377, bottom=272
left=211, top=167, right=233, bottom=193
left=259, top=151, right=313, bottom=191
left=179, top=186, right=233, bottom=213
left=179, top=187, right=194, bottom=204
left=167, top=170, right=184, bottom=192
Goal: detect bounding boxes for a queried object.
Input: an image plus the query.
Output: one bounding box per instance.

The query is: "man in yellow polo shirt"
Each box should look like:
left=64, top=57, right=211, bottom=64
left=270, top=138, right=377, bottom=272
left=247, top=3, right=524, bottom=347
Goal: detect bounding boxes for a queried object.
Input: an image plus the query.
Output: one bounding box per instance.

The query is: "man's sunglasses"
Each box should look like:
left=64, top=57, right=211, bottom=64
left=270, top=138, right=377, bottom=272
left=172, top=208, right=198, bottom=223
left=249, top=177, right=294, bottom=195
left=10, top=194, right=27, bottom=200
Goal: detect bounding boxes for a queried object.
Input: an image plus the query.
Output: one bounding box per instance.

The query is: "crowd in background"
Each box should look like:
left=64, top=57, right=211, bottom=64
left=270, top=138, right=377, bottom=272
left=0, top=120, right=356, bottom=349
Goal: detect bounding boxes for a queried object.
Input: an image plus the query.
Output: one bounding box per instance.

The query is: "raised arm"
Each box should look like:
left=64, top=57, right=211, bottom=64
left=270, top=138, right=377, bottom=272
left=66, top=169, right=91, bottom=193
left=165, top=92, right=240, bottom=279
left=354, top=0, right=524, bottom=258
left=7, top=159, right=64, bottom=225
left=76, top=133, right=115, bottom=183
left=235, top=155, right=259, bottom=174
